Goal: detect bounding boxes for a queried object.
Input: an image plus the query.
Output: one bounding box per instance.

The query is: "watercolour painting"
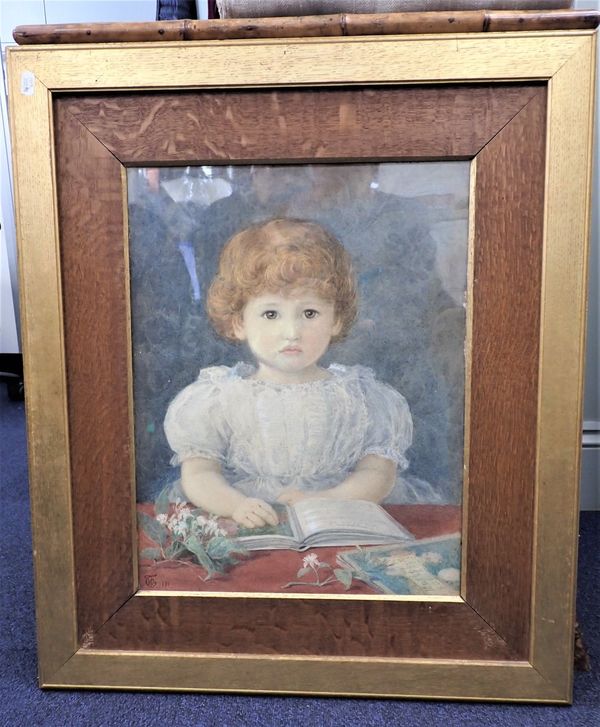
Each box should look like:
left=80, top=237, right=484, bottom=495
left=129, top=162, right=470, bottom=596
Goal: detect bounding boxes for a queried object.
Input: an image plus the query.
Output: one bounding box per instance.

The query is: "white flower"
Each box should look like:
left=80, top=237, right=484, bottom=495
left=199, top=517, right=225, bottom=538
left=167, top=514, right=182, bottom=533
left=171, top=520, right=189, bottom=537
left=196, top=515, right=208, bottom=527
left=177, top=506, right=192, bottom=520
left=302, top=553, right=321, bottom=569
left=204, top=518, right=221, bottom=537
left=156, top=514, right=168, bottom=525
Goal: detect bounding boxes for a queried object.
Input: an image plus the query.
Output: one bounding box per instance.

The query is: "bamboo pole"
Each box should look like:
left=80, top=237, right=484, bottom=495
left=12, top=10, right=600, bottom=45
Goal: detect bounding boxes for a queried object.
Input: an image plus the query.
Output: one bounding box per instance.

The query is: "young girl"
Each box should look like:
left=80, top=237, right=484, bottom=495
left=164, top=218, right=422, bottom=530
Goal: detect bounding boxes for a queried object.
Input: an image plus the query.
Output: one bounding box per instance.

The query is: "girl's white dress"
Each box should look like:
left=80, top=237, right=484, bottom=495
left=164, top=362, right=435, bottom=503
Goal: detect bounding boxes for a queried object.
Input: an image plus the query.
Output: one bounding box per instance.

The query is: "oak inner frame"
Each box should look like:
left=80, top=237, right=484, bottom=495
left=53, top=83, right=546, bottom=661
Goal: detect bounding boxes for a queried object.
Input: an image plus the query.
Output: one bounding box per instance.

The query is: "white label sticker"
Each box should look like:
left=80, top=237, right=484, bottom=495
left=20, top=71, right=35, bottom=96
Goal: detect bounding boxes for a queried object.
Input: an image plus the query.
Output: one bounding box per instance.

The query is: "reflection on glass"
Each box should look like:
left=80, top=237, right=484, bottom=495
left=128, top=162, right=470, bottom=596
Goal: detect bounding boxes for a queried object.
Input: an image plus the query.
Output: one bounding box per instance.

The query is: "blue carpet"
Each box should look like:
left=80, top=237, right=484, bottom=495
left=1, top=395, right=598, bottom=726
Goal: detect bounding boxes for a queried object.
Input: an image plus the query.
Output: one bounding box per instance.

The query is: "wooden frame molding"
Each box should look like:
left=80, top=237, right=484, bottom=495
left=52, top=84, right=544, bottom=663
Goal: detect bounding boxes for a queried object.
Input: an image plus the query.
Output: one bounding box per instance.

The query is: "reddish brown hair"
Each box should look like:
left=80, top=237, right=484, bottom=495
left=206, top=218, right=358, bottom=341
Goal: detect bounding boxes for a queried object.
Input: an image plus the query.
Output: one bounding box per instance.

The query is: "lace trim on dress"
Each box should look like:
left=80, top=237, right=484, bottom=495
left=169, top=447, right=226, bottom=468
left=218, top=361, right=375, bottom=391
left=363, top=446, right=409, bottom=470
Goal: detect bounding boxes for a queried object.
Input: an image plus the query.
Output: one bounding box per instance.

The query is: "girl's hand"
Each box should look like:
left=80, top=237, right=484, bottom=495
left=276, top=488, right=311, bottom=505
left=232, top=498, right=279, bottom=529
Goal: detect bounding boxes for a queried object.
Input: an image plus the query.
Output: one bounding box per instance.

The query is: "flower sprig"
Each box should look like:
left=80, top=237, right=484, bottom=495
left=282, top=552, right=354, bottom=590
left=138, top=487, right=247, bottom=579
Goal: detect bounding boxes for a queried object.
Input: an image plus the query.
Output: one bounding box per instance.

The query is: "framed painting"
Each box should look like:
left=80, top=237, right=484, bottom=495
left=130, top=158, right=468, bottom=596
left=7, top=16, right=597, bottom=701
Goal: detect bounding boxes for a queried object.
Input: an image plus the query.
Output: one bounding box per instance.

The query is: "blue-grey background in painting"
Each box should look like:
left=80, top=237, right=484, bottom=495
left=128, top=162, right=470, bottom=503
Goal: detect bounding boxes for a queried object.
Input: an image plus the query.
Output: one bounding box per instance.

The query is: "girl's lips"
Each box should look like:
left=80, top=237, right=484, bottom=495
left=280, top=347, right=302, bottom=354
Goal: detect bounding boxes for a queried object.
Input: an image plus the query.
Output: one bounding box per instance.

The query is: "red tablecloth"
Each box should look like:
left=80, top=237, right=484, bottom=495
left=138, top=504, right=460, bottom=594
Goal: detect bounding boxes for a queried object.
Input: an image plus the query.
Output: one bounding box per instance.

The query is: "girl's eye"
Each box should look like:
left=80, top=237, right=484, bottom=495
left=262, top=310, right=278, bottom=320
left=304, top=309, right=319, bottom=319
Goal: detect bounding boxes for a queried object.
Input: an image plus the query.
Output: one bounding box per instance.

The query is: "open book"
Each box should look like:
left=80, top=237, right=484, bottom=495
left=236, top=498, right=413, bottom=551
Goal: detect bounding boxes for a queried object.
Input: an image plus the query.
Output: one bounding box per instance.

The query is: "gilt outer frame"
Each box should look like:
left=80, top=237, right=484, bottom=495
left=7, top=29, right=596, bottom=701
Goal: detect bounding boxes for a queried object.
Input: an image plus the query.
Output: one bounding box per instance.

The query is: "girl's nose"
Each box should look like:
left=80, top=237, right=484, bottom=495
left=283, top=318, right=300, bottom=340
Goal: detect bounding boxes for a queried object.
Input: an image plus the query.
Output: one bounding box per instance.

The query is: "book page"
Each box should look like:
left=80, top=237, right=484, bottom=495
left=291, top=498, right=410, bottom=539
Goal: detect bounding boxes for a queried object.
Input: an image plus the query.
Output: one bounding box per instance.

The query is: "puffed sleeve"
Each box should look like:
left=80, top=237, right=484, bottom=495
left=358, top=368, right=413, bottom=471
left=164, top=367, right=230, bottom=466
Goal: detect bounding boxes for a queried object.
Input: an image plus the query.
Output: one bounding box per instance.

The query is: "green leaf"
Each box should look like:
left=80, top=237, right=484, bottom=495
left=207, top=536, right=248, bottom=561
left=138, top=511, right=167, bottom=545
left=296, top=567, right=311, bottom=579
left=206, top=537, right=230, bottom=560
left=334, top=568, right=353, bottom=590
left=165, top=541, right=187, bottom=559
left=184, top=534, right=217, bottom=575
left=155, top=486, right=172, bottom=517
left=229, top=539, right=248, bottom=556
left=206, top=537, right=232, bottom=559
left=140, top=547, right=162, bottom=561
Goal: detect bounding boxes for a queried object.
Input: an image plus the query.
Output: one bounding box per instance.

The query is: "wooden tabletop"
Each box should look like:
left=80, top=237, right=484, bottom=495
left=138, top=503, right=462, bottom=594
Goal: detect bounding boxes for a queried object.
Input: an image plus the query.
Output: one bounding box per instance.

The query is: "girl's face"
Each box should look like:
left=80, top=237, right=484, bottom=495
left=233, top=287, right=342, bottom=383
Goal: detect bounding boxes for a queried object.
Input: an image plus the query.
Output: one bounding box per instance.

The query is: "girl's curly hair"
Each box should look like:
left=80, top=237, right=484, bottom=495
left=206, top=218, right=358, bottom=342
